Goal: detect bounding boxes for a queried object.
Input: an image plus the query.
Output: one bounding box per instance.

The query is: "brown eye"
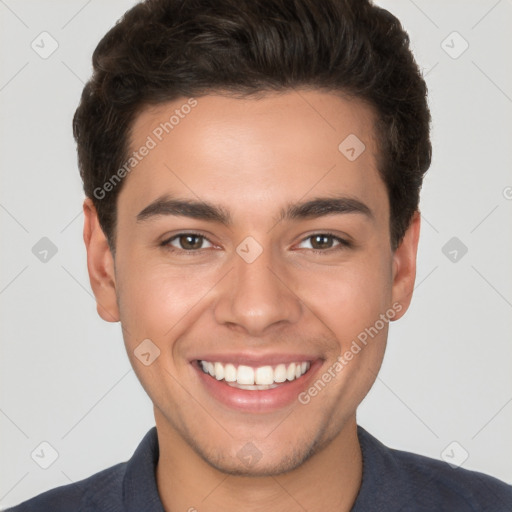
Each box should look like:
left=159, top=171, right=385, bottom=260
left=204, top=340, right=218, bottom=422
left=310, top=234, right=335, bottom=250
left=178, top=234, right=204, bottom=250
left=163, top=233, right=213, bottom=251
left=296, top=233, right=349, bottom=252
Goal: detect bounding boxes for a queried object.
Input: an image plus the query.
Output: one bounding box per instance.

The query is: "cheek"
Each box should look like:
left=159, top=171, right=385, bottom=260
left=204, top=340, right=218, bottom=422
left=296, top=256, right=393, bottom=343
left=115, top=256, right=220, bottom=342
left=114, top=259, right=215, bottom=399
left=292, top=260, right=392, bottom=427
left=115, top=240, right=393, bottom=351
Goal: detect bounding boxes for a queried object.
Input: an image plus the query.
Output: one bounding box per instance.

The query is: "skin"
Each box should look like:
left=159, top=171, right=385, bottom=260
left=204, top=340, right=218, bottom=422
left=83, top=90, right=420, bottom=512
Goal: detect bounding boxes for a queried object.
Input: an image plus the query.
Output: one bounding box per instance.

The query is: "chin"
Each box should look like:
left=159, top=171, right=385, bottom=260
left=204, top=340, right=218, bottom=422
left=199, top=446, right=314, bottom=477
left=190, top=425, right=334, bottom=478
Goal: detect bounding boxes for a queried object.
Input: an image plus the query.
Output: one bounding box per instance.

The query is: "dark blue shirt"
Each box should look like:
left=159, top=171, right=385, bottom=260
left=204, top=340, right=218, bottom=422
left=6, top=426, right=512, bottom=511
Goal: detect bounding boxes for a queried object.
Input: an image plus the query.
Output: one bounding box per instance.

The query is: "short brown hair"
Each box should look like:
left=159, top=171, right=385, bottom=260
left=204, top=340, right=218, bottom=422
left=73, top=0, right=431, bottom=251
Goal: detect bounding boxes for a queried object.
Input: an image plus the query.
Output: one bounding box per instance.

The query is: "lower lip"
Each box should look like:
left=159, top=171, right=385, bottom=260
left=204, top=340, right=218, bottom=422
left=194, top=360, right=323, bottom=413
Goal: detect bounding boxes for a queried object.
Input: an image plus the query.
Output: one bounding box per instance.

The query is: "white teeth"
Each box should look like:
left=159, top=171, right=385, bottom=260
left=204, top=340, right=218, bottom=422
left=199, top=360, right=311, bottom=387
left=237, top=365, right=255, bottom=385
left=224, top=363, right=237, bottom=382
left=214, top=362, right=224, bottom=381
left=274, top=364, right=287, bottom=383
left=227, top=382, right=279, bottom=390
left=255, top=366, right=274, bottom=385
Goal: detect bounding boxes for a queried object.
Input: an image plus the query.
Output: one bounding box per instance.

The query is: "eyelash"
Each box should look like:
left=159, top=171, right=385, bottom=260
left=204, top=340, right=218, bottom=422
left=160, top=232, right=351, bottom=255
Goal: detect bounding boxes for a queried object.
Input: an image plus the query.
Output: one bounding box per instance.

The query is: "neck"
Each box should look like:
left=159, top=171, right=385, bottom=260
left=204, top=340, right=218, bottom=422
left=154, top=411, right=362, bottom=512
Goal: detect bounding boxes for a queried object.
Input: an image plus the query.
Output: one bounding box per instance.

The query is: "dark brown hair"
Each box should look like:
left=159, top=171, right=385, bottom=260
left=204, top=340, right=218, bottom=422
left=73, top=0, right=431, bottom=251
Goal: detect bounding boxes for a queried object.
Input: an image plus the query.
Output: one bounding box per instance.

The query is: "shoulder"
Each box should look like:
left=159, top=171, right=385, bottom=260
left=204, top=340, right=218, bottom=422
left=3, top=462, right=127, bottom=512
left=355, top=426, right=512, bottom=511
left=4, top=427, right=161, bottom=512
left=390, top=445, right=512, bottom=510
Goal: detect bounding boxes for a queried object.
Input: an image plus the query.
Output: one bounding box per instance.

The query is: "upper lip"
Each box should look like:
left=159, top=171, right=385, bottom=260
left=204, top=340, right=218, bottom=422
left=190, top=352, right=321, bottom=367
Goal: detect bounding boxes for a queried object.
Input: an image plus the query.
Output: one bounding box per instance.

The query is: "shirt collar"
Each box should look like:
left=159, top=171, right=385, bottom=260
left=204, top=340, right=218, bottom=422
left=350, top=425, right=403, bottom=511
left=122, top=426, right=165, bottom=512
left=118, top=425, right=399, bottom=511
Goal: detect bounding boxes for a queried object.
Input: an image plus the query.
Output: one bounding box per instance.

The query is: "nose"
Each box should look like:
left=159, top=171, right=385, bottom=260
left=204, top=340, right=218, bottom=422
left=213, top=244, right=302, bottom=337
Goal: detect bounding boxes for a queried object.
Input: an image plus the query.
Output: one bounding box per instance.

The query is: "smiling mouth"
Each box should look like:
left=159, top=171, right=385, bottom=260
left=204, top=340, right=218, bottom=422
left=198, top=360, right=312, bottom=390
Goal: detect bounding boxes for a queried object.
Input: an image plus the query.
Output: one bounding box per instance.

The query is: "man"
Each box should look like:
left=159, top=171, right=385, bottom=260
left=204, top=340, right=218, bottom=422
left=7, top=0, right=511, bottom=510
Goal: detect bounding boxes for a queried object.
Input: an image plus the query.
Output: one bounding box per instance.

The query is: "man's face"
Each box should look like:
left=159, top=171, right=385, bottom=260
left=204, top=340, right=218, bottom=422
left=87, top=90, right=418, bottom=475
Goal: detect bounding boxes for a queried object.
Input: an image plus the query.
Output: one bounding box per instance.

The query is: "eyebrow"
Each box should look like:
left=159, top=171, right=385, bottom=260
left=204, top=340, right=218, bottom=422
left=136, top=194, right=373, bottom=225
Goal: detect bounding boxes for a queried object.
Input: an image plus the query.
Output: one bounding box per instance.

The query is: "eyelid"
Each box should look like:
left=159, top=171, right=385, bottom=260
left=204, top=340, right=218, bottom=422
left=160, top=232, right=216, bottom=251
left=160, top=231, right=351, bottom=255
left=294, top=232, right=351, bottom=251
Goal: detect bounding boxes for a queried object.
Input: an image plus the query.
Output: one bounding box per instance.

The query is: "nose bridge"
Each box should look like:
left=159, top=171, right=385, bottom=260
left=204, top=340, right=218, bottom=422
left=214, top=239, right=302, bottom=335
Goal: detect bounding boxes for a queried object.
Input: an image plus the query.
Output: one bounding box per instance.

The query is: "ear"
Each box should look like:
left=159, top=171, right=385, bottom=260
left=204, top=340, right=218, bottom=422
left=390, top=211, right=421, bottom=321
left=83, top=198, right=120, bottom=322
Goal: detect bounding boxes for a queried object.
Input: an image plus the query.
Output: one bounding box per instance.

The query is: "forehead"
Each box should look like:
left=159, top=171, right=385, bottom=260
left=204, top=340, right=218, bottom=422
left=119, top=90, right=386, bottom=220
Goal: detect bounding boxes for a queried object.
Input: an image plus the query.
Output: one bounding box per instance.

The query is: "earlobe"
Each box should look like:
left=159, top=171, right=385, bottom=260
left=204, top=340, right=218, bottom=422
left=83, top=198, right=120, bottom=322
left=391, top=211, right=421, bottom=321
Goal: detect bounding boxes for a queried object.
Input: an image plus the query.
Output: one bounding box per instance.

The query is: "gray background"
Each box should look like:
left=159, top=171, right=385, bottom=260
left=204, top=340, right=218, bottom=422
left=1, top=0, right=511, bottom=508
